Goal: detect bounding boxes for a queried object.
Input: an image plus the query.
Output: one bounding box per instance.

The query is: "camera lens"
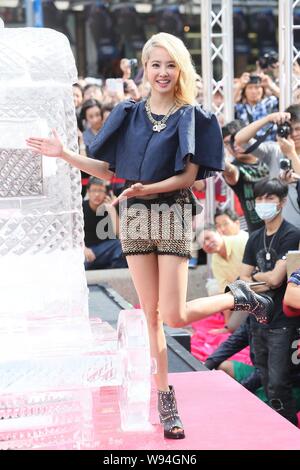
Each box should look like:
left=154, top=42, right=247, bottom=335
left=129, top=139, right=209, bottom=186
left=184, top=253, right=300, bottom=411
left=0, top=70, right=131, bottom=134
left=128, top=59, right=138, bottom=67
left=279, top=158, right=291, bottom=170
left=276, top=122, right=291, bottom=139
left=258, top=58, right=268, bottom=69
left=258, top=51, right=278, bottom=69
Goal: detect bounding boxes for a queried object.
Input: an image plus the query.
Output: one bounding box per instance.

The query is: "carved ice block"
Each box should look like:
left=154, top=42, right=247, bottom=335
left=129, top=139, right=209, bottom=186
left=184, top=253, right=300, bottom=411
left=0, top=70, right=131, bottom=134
left=0, top=27, right=152, bottom=447
left=0, top=27, right=88, bottom=333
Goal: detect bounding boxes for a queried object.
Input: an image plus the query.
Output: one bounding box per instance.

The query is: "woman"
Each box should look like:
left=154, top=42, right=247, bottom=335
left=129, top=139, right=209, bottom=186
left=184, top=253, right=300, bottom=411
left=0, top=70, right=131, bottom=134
left=26, top=33, right=229, bottom=440
left=234, top=73, right=279, bottom=141
left=80, top=99, right=104, bottom=155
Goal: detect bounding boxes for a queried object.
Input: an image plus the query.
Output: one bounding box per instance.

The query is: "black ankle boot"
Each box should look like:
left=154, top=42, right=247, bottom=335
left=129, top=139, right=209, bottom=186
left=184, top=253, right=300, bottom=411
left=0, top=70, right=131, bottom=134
left=157, top=386, right=185, bottom=439
left=224, top=280, right=274, bottom=324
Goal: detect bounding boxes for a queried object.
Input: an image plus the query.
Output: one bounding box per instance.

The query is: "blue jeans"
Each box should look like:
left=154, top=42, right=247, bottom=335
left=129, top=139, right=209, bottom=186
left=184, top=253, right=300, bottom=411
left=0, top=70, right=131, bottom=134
left=252, top=324, right=299, bottom=425
left=85, top=239, right=127, bottom=270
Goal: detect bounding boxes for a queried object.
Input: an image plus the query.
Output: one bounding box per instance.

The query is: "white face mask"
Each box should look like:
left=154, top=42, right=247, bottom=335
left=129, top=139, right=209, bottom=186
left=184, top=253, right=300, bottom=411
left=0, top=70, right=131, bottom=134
left=255, top=202, right=280, bottom=221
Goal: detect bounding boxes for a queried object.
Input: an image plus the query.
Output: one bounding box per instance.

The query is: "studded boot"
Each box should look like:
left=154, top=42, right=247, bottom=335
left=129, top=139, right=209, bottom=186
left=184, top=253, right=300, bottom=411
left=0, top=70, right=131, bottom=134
left=225, top=279, right=274, bottom=324
left=157, top=385, right=185, bottom=439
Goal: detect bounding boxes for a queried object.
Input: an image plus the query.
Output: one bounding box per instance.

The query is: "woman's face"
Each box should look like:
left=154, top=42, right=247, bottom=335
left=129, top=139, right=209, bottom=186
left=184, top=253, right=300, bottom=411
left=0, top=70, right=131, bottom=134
left=72, top=86, right=83, bottom=108
left=244, top=83, right=264, bottom=104
left=86, top=106, right=103, bottom=132
left=83, top=86, right=103, bottom=103
left=145, top=46, right=180, bottom=98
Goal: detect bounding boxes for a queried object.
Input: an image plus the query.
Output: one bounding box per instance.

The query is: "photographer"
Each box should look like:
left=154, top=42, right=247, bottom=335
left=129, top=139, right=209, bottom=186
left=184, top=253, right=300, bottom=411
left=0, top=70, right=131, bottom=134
left=276, top=110, right=300, bottom=176
left=256, top=51, right=279, bottom=88
left=222, top=116, right=285, bottom=232
left=234, top=73, right=279, bottom=141
left=235, top=105, right=300, bottom=228
left=120, top=58, right=132, bottom=81
left=280, top=169, right=300, bottom=213
left=120, top=58, right=141, bottom=101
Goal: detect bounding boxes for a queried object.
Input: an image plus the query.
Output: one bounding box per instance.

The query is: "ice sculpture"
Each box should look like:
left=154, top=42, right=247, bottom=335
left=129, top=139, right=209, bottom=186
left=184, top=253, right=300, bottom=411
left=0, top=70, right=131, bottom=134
left=0, top=26, right=152, bottom=449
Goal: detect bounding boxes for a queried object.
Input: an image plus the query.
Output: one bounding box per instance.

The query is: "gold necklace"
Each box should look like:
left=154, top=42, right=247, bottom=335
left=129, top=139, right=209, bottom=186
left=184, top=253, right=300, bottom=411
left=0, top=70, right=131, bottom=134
left=145, top=99, right=177, bottom=132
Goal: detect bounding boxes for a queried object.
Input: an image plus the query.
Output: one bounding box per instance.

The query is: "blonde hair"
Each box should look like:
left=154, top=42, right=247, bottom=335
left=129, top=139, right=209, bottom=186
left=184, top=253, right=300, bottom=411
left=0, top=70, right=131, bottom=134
left=141, top=32, right=197, bottom=106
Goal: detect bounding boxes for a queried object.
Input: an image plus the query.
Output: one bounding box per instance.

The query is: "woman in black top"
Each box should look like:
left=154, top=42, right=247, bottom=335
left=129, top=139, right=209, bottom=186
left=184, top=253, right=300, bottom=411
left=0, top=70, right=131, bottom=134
left=27, top=32, right=224, bottom=439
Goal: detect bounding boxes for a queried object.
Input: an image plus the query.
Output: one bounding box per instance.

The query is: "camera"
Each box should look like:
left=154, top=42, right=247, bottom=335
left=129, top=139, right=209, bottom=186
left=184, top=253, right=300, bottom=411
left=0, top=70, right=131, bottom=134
left=248, top=75, right=262, bottom=85
left=128, top=58, right=138, bottom=79
left=258, top=51, right=278, bottom=70
left=277, top=122, right=291, bottom=139
left=279, top=158, right=291, bottom=171
left=128, top=58, right=138, bottom=68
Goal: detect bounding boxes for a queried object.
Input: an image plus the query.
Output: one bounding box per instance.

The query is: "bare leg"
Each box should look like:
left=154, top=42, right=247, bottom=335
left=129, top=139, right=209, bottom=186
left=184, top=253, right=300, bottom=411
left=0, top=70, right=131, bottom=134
left=183, top=294, right=234, bottom=326
left=157, top=255, right=189, bottom=327
left=157, top=255, right=189, bottom=436
left=157, top=255, right=234, bottom=327
left=126, top=253, right=169, bottom=392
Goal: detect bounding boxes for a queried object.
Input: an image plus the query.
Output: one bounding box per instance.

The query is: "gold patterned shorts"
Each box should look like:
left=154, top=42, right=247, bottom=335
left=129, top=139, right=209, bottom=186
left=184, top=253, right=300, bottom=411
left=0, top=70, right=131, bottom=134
left=119, top=189, right=194, bottom=258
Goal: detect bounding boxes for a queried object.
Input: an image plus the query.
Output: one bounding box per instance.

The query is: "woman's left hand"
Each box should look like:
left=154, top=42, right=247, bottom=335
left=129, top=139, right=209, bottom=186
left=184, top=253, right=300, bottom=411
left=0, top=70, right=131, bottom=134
left=112, top=183, right=146, bottom=206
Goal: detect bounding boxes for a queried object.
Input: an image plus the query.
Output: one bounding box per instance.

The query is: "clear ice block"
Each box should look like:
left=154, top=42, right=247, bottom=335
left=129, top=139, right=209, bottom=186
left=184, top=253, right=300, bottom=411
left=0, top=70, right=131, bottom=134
left=117, top=310, right=152, bottom=432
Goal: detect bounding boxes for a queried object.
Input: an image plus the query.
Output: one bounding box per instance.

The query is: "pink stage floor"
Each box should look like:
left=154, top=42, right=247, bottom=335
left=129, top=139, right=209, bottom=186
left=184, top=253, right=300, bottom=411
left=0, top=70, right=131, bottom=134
left=91, top=371, right=300, bottom=450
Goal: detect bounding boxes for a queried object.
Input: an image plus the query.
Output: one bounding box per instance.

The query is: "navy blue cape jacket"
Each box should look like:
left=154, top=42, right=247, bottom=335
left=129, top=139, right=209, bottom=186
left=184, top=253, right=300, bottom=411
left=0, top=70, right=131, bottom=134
left=89, top=99, right=224, bottom=182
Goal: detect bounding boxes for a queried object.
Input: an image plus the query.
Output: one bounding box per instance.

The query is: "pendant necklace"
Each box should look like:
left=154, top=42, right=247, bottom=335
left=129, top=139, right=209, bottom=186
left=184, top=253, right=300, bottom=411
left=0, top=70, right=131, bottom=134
left=263, top=229, right=277, bottom=261
left=145, top=99, right=177, bottom=132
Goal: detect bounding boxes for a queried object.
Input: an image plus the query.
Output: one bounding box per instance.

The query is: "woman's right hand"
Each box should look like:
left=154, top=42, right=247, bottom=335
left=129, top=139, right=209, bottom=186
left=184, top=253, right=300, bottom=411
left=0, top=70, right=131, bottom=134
left=111, top=183, right=145, bottom=206
left=26, top=129, right=63, bottom=158
left=239, top=72, right=250, bottom=88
